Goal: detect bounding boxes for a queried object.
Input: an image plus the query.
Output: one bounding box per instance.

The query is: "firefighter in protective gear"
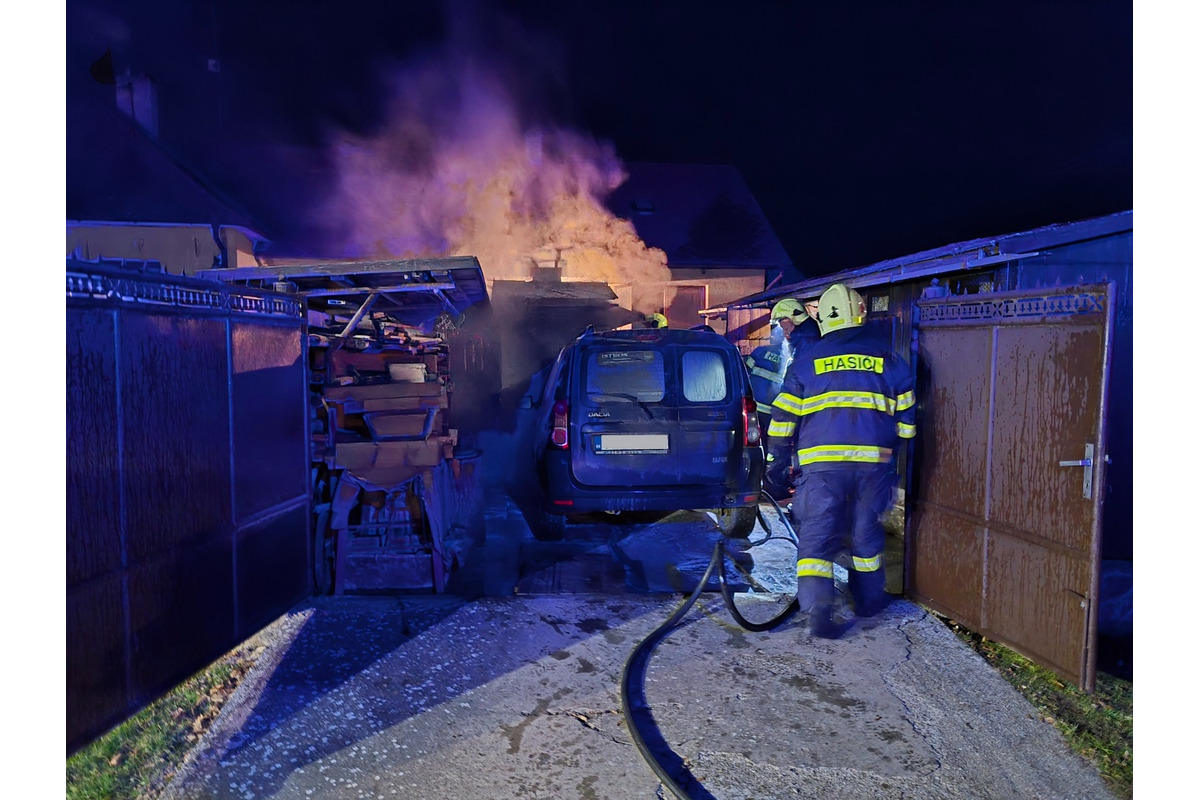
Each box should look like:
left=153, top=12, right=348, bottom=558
left=765, top=283, right=916, bottom=638
left=640, top=312, right=668, bottom=329
left=813, top=282, right=867, bottom=335
left=771, top=297, right=807, bottom=325
left=746, top=298, right=820, bottom=454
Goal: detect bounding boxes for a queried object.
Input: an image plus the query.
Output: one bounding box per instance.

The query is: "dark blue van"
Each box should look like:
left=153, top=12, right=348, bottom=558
left=518, top=326, right=765, bottom=540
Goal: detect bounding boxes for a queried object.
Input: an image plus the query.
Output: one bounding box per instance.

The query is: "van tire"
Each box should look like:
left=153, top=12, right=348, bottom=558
left=530, top=509, right=567, bottom=541
left=713, top=505, right=758, bottom=539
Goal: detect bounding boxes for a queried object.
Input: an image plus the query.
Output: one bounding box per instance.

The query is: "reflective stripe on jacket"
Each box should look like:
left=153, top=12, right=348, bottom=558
left=767, top=325, right=916, bottom=468
left=745, top=345, right=787, bottom=413
left=746, top=321, right=820, bottom=414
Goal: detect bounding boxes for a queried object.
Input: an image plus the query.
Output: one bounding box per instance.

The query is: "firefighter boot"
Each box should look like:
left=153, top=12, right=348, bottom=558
left=848, top=561, right=889, bottom=618
left=799, top=575, right=847, bottom=639
left=808, top=604, right=843, bottom=639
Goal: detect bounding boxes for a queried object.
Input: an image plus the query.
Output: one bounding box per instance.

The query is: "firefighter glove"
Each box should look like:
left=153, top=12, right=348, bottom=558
left=764, top=445, right=793, bottom=500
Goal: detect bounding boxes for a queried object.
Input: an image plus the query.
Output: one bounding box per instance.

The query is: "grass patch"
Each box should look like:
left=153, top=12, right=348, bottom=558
left=942, top=618, right=1133, bottom=799
left=66, top=641, right=263, bottom=800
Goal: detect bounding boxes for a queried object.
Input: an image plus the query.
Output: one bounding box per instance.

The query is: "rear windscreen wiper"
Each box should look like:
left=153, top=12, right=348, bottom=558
left=589, top=392, right=655, bottom=418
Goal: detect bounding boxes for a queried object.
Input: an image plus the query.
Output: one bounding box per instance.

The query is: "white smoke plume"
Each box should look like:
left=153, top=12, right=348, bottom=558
left=314, top=53, right=671, bottom=308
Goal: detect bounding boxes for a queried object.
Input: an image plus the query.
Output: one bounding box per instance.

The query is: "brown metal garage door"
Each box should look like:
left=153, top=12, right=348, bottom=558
left=910, top=283, right=1114, bottom=691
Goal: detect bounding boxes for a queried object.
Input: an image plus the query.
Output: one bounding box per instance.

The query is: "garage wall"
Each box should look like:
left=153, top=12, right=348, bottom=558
left=66, top=260, right=311, bottom=754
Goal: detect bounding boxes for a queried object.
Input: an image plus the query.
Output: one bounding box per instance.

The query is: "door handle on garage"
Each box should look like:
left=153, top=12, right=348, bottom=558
left=1059, top=443, right=1095, bottom=499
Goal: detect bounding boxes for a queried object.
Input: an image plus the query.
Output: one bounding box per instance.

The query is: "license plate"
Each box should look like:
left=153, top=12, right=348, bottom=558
left=595, top=434, right=669, bottom=453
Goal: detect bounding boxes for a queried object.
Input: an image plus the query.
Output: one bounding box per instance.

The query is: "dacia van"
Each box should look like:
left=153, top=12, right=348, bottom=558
left=517, top=325, right=765, bottom=540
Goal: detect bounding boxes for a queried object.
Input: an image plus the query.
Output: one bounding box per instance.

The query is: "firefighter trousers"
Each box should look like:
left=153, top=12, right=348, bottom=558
left=790, top=463, right=895, bottom=617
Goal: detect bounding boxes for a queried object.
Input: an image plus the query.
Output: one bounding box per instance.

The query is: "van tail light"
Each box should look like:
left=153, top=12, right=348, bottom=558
left=742, top=396, right=761, bottom=446
left=550, top=399, right=570, bottom=448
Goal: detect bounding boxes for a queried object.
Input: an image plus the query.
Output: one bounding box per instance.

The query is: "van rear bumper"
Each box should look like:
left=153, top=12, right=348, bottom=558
left=538, top=449, right=764, bottom=514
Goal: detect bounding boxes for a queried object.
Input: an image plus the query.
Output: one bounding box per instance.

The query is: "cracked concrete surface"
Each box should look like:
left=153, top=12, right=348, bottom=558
left=164, top=493, right=1117, bottom=800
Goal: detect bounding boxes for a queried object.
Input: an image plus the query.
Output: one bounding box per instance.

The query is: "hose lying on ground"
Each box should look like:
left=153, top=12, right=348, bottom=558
left=619, top=494, right=800, bottom=800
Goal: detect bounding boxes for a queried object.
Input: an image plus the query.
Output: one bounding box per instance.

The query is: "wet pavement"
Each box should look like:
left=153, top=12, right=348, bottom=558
left=163, top=489, right=1118, bottom=800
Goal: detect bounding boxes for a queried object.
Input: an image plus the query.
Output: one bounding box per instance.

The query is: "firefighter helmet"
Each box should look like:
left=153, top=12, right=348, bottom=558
left=770, top=298, right=807, bottom=325
left=815, top=283, right=866, bottom=336
left=643, top=312, right=668, bottom=329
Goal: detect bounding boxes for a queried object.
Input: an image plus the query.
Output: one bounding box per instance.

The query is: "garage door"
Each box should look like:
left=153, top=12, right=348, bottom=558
left=910, top=283, right=1114, bottom=691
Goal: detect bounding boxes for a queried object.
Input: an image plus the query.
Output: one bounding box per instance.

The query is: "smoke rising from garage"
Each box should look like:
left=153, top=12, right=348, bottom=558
left=307, top=11, right=674, bottom=441
left=312, top=53, right=671, bottom=301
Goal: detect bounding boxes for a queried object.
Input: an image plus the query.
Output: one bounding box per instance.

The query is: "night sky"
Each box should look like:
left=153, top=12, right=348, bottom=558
left=64, top=0, right=1133, bottom=276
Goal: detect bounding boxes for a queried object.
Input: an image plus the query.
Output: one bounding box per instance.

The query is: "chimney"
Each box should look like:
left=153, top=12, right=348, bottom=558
left=530, top=262, right=563, bottom=283
left=116, top=72, right=159, bottom=137
left=529, top=246, right=568, bottom=283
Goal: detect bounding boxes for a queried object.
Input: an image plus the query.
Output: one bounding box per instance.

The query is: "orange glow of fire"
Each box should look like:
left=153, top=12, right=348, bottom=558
left=315, top=62, right=671, bottom=312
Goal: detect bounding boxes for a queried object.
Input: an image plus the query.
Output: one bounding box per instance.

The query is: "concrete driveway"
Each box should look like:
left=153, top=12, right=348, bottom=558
left=164, top=491, right=1117, bottom=800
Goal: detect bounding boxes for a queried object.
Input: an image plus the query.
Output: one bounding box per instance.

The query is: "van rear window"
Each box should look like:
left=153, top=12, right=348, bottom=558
left=582, top=348, right=730, bottom=404
left=585, top=350, right=665, bottom=402
left=682, top=350, right=729, bottom=402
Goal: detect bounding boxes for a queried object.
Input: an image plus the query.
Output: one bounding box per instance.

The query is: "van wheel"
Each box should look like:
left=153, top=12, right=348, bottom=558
left=530, top=509, right=567, bottom=541
left=713, top=505, right=758, bottom=539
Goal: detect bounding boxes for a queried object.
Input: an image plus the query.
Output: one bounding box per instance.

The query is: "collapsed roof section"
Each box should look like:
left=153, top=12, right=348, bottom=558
left=196, top=256, right=490, bottom=335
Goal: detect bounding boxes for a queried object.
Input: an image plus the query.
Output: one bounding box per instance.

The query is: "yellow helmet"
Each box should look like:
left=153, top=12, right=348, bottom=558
left=815, top=283, right=866, bottom=336
left=642, top=312, right=668, bottom=329
left=770, top=298, right=807, bottom=325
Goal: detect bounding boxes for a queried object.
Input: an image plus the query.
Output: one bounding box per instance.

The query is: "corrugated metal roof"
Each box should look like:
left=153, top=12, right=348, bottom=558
left=714, top=210, right=1132, bottom=312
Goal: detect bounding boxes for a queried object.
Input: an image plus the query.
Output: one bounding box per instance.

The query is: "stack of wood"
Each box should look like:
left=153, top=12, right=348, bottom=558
left=310, top=330, right=462, bottom=593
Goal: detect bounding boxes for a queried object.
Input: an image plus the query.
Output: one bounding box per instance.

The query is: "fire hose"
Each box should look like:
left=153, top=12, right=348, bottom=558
left=619, top=492, right=801, bottom=800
